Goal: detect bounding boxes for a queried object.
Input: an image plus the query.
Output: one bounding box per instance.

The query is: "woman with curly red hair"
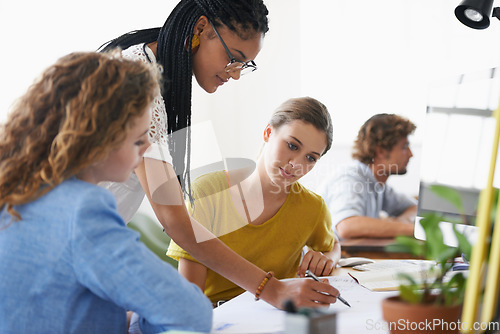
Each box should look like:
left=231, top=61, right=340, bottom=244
left=0, top=51, right=212, bottom=334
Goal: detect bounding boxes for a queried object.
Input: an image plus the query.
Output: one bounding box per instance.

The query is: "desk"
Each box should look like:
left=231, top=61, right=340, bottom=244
left=340, top=238, right=415, bottom=259
left=211, top=266, right=398, bottom=334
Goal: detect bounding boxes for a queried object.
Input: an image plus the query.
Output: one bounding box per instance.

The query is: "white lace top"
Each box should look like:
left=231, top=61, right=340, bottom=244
left=122, top=44, right=168, bottom=145
left=100, top=43, right=173, bottom=223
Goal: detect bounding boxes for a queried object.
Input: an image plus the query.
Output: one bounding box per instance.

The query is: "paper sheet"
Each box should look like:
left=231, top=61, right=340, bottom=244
left=211, top=275, right=397, bottom=334
left=212, top=292, right=285, bottom=333
left=347, top=261, right=437, bottom=291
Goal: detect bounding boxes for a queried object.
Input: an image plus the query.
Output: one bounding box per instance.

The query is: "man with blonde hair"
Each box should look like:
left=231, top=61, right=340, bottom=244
left=320, top=113, right=417, bottom=239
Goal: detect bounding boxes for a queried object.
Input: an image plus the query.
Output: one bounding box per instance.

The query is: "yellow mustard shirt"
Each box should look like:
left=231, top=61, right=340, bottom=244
left=167, top=171, right=335, bottom=303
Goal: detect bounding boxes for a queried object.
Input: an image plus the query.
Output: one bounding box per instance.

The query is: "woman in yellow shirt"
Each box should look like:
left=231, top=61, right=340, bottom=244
left=168, top=97, right=341, bottom=304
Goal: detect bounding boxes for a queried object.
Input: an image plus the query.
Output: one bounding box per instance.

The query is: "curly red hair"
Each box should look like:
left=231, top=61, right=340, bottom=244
left=352, top=113, right=416, bottom=164
left=0, top=51, right=160, bottom=223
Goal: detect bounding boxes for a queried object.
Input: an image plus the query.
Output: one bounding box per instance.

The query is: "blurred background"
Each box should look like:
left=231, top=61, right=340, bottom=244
left=2, top=0, right=500, bottom=203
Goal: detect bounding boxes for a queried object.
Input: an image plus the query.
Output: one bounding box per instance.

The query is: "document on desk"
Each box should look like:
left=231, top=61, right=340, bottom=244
left=212, top=291, right=286, bottom=333
left=347, top=260, right=437, bottom=291
left=326, top=276, right=386, bottom=311
left=211, top=276, right=394, bottom=333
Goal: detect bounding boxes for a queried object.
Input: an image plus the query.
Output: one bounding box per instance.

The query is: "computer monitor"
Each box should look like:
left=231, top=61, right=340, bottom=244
left=414, top=67, right=500, bottom=248
left=414, top=182, right=480, bottom=248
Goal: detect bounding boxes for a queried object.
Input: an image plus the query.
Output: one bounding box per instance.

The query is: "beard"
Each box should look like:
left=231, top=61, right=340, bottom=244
left=390, top=165, right=408, bottom=175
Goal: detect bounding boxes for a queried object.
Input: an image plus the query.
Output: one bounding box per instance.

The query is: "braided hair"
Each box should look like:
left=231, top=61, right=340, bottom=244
left=99, top=0, right=269, bottom=198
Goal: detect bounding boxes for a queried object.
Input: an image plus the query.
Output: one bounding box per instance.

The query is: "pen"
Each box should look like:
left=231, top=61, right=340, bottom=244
left=305, top=269, right=351, bottom=307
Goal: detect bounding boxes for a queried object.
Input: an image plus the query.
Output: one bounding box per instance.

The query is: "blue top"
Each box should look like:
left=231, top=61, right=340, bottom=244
left=318, top=161, right=417, bottom=233
left=0, top=178, right=212, bottom=334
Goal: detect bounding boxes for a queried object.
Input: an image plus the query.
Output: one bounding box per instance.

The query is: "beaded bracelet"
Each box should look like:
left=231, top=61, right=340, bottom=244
left=254, top=271, right=274, bottom=301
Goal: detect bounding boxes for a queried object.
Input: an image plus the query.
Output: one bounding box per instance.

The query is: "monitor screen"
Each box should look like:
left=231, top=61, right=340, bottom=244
left=414, top=67, right=500, bottom=248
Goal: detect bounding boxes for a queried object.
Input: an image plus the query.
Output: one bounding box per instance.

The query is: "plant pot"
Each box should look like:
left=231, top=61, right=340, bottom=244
left=381, top=296, right=462, bottom=334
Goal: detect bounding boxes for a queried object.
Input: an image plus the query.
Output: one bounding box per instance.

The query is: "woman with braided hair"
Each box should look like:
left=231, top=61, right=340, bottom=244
left=100, top=0, right=340, bottom=309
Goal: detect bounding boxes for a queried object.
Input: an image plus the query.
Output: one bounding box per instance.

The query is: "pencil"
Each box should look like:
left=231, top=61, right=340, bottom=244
left=305, top=269, right=351, bottom=307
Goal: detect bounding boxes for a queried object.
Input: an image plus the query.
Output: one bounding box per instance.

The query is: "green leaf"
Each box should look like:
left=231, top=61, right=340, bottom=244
left=399, top=284, right=422, bottom=304
left=447, top=271, right=466, bottom=288
left=429, top=185, right=465, bottom=215
left=435, top=247, right=459, bottom=263
left=443, top=273, right=467, bottom=306
left=490, top=188, right=499, bottom=223
left=385, top=236, right=425, bottom=256
left=397, top=272, right=420, bottom=286
left=453, top=224, right=472, bottom=260
left=420, top=213, right=448, bottom=261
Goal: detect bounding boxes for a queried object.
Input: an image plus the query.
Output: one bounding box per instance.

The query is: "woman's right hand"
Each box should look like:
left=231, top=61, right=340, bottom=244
left=261, top=276, right=339, bottom=309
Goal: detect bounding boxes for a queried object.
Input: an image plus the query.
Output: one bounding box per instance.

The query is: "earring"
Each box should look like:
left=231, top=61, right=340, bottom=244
left=184, top=34, right=200, bottom=52
left=191, top=34, right=200, bottom=51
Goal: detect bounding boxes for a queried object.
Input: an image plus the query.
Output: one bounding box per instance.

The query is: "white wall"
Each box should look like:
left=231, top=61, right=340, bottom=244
left=2, top=0, right=500, bottom=201
left=297, top=0, right=500, bottom=197
left=190, top=0, right=302, bottom=159
left=0, top=0, right=176, bottom=120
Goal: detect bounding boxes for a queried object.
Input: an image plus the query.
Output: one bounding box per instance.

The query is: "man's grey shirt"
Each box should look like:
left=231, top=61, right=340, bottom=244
left=318, top=160, right=417, bottom=233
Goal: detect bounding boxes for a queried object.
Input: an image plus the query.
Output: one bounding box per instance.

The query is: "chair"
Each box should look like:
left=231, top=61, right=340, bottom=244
left=128, top=212, right=178, bottom=269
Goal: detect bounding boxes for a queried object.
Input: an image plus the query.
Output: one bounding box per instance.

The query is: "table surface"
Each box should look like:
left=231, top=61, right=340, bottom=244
left=211, top=264, right=401, bottom=334
left=340, top=237, right=416, bottom=259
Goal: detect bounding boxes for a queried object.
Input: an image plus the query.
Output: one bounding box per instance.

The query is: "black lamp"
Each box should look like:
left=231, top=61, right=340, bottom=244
left=455, top=0, right=500, bottom=29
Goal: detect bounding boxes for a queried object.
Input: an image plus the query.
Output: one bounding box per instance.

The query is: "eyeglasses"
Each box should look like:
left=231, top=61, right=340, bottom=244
left=209, top=21, right=257, bottom=76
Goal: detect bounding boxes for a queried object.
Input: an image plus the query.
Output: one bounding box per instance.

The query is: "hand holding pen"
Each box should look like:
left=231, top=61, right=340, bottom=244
left=305, top=270, right=351, bottom=307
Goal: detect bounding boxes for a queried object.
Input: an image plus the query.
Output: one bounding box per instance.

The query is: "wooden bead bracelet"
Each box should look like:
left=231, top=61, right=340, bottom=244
left=254, top=271, right=274, bottom=301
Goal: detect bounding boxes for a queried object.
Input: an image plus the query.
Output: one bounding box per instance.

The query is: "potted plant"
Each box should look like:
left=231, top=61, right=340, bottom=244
left=381, top=185, right=473, bottom=334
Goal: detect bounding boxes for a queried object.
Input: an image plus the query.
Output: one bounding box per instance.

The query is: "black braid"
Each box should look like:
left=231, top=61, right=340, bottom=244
left=195, top=0, right=269, bottom=36
left=98, top=28, right=161, bottom=52
left=98, top=0, right=269, bottom=199
left=156, top=0, right=200, bottom=198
